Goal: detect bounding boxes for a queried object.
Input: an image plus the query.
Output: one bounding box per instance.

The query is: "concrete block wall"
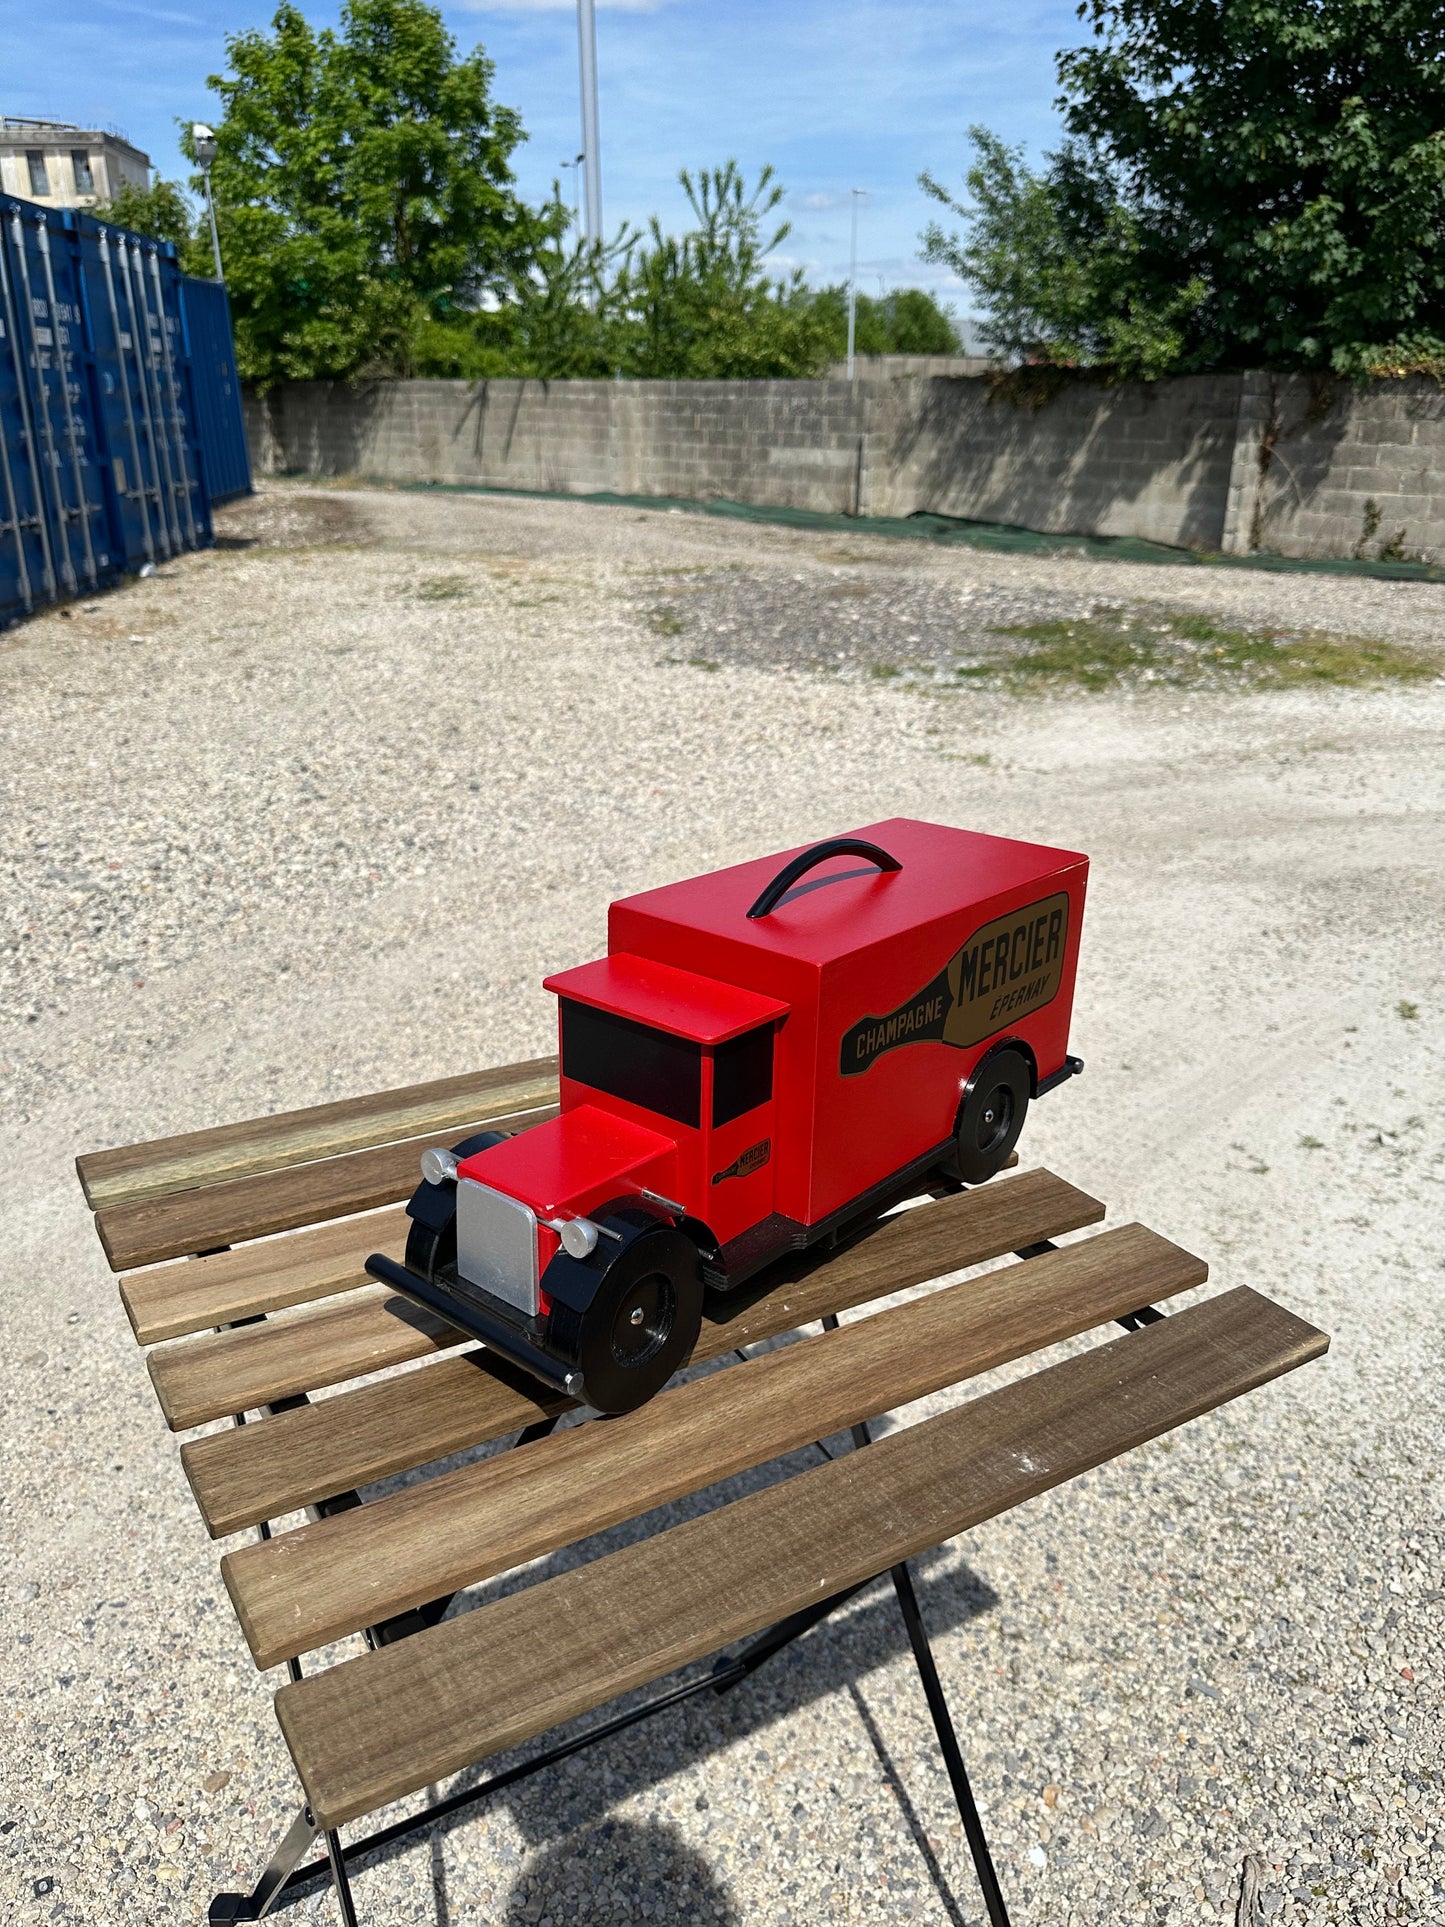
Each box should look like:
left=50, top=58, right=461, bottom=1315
left=244, top=370, right=1445, bottom=563
left=246, top=379, right=872, bottom=516
left=824, top=355, right=997, bottom=379
left=873, top=373, right=1242, bottom=549
left=1231, top=374, right=1445, bottom=564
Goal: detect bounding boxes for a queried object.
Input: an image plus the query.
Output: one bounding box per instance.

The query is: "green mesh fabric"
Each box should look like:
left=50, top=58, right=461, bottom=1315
left=382, top=479, right=1445, bottom=583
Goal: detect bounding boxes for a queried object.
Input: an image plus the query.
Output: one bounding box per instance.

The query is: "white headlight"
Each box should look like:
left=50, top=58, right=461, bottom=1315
left=560, top=1217, right=601, bottom=1260
left=420, top=1146, right=459, bottom=1188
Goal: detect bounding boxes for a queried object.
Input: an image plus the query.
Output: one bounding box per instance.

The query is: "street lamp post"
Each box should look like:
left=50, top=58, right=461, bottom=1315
left=576, top=0, right=602, bottom=244
left=846, top=187, right=867, bottom=379
left=192, top=122, right=223, bottom=280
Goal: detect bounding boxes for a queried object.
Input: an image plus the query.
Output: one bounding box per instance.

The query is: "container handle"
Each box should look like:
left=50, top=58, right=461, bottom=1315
left=746, top=838, right=902, bottom=920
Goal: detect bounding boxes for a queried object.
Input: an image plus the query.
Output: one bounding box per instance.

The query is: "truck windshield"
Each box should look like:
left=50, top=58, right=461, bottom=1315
left=559, top=999, right=702, bottom=1129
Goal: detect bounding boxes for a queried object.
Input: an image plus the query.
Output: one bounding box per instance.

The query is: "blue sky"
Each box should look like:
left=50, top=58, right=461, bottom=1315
left=4, top=0, right=1084, bottom=310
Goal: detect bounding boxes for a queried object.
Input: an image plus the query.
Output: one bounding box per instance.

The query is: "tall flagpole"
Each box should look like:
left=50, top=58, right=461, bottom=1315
left=577, top=0, right=603, bottom=243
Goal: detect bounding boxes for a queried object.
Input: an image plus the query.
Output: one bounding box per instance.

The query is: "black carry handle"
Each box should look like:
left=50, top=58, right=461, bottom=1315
left=745, top=837, right=902, bottom=920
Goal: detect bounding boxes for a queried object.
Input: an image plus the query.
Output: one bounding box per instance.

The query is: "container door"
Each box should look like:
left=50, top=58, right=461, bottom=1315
left=179, top=273, right=251, bottom=504
left=2, top=198, right=112, bottom=599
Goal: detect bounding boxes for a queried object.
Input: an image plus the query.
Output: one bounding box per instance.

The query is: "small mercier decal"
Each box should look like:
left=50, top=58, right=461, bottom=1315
left=712, top=1139, right=772, bottom=1185
left=840, top=892, right=1069, bottom=1076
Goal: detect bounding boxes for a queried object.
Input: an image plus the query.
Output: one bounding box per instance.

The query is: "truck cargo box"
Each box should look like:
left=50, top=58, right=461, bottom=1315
left=608, top=818, right=1087, bottom=1226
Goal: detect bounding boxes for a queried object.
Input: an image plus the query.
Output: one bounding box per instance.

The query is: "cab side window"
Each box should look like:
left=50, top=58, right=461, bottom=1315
left=713, top=1025, right=774, bottom=1127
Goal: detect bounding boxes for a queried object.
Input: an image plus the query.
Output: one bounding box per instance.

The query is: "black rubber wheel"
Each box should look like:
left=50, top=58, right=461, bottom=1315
left=954, top=1048, right=1031, bottom=1184
left=576, top=1228, right=703, bottom=1415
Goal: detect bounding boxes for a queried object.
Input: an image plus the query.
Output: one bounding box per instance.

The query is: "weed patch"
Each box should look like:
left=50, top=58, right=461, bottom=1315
left=414, top=575, right=470, bottom=602
left=980, top=608, right=1441, bottom=693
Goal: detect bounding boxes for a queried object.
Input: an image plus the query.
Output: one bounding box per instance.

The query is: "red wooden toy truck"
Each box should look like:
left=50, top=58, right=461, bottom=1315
left=368, top=819, right=1088, bottom=1412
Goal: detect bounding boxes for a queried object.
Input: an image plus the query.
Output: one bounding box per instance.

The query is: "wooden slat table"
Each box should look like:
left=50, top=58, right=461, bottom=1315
left=79, top=1060, right=1329, bottom=1927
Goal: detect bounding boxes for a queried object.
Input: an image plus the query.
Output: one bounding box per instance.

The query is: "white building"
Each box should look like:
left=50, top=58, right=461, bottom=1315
left=0, top=117, right=150, bottom=210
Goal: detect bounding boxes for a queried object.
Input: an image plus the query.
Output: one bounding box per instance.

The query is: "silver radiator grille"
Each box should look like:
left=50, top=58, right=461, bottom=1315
left=454, top=1178, right=540, bottom=1317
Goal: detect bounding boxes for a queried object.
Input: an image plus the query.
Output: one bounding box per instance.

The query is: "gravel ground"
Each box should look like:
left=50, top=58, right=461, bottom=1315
left=1, top=481, right=1442, bottom=1927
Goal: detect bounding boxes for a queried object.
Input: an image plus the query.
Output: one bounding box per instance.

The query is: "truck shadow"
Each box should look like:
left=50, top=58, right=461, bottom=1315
left=498, top=1819, right=739, bottom=1927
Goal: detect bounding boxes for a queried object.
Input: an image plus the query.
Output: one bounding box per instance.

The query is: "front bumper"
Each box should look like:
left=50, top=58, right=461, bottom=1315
left=364, top=1251, right=583, bottom=1398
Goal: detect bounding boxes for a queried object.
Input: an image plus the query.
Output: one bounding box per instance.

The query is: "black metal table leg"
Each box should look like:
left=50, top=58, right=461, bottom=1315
left=820, top=1309, right=1012, bottom=1926
left=322, top=1828, right=360, bottom=1927
left=891, top=1560, right=1013, bottom=1927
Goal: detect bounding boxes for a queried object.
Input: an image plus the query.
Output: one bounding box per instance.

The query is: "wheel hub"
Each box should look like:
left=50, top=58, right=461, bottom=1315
left=611, top=1271, right=674, bottom=1367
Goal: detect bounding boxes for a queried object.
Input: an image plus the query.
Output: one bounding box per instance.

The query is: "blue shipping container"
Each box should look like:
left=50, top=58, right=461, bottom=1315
left=0, top=192, right=249, bottom=627
left=180, top=273, right=252, bottom=504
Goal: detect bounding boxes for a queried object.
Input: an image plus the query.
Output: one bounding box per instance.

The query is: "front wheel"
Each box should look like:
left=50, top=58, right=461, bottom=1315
left=953, top=1048, right=1031, bottom=1184
left=576, top=1227, right=703, bottom=1415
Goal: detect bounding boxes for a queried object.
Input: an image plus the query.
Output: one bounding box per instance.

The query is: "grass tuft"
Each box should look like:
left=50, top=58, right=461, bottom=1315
left=414, top=575, right=470, bottom=602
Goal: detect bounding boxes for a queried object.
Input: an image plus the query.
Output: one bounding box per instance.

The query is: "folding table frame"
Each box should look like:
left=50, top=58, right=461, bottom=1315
left=76, top=1057, right=1328, bottom=1927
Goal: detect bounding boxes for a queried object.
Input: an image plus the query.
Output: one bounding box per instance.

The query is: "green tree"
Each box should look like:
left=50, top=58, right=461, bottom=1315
left=810, top=284, right=961, bottom=358
left=409, top=198, right=627, bottom=378
left=384, top=159, right=836, bottom=381
left=202, top=0, right=538, bottom=383
left=923, top=0, right=1445, bottom=378
left=922, top=130, right=1207, bottom=377
left=99, top=178, right=198, bottom=254
left=610, top=162, right=831, bottom=378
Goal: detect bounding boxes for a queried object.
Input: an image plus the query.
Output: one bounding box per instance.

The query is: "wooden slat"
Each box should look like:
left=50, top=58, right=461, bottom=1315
left=77, top=1058, right=559, bottom=1210
left=276, top=1286, right=1329, bottom=1827
left=148, top=1289, right=470, bottom=1430
left=94, top=1102, right=559, bottom=1272
left=120, top=1210, right=410, bottom=1346
left=182, top=1167, right=1105, bottom=1535
left=225, top=1222, right=1206, bottom=1666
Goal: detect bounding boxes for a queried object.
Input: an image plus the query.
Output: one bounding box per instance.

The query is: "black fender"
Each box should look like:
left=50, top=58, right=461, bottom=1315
left=539, top=1205, right=677, bottom=1365
left=958, top=1036, right=1038, bottom=1111
left=403, top=1130, right=508, bottom=1273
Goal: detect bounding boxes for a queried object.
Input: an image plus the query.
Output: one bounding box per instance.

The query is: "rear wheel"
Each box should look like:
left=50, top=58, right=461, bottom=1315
left=954, top=1048, right=1031, bottom=1184
left=577, top=1228, right=703, bottom=1415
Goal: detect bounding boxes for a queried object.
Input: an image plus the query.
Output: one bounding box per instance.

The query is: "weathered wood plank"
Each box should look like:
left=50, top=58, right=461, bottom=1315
left=226, top=1221, right=1207, bottom=1665
left=94, top=1102, right=559, bottom=1272
left=181, top=1167, right=1104, bottom=1535
left=77, top=1059, right=558, bottom=1210
left=120, top=1210, right=410, bottom=1347
left=275, top=1287, right=1329, bottom=1827
left=148, top=1290, right=469, bottom=1431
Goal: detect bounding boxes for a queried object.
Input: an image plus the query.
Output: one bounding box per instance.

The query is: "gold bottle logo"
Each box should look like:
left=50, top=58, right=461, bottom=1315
left=712, top=1139, right=772, bottom=1185
left=840, top=893, right=1069, bottom=1076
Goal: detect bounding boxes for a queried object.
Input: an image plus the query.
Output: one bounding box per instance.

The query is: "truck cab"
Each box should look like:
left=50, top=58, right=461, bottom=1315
left=371, top=819, right=1087, bottom=1413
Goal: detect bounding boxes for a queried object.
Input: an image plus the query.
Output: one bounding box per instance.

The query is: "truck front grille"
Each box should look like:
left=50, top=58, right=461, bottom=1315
left=454, top=1178, right=541, bottom=1318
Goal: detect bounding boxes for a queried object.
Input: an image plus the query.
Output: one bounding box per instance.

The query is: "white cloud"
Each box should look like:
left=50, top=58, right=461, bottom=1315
left=801, top=191, right=839, bottom=209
